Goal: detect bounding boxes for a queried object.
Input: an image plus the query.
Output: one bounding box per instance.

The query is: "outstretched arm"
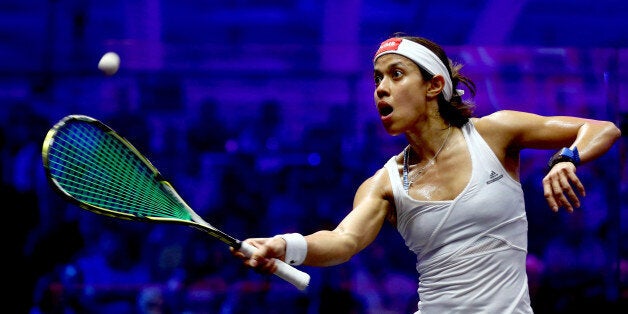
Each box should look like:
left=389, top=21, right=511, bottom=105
left=233, top=168, right=394, bottom=272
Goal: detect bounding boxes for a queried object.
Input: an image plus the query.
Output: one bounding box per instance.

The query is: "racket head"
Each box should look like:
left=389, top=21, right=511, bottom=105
left=42, top=114, right=192, bottom=224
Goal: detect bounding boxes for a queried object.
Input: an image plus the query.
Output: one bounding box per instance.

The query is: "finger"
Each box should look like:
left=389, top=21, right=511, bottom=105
left=566, top=171, right=586, bottom=197
left=244, top=251, right=267, bottom=268
left=230, top=247, right=246, bottom=259
left=561, top=179, right=580, bottom=210
left=560, top=187, right=579, bottom=212
left=250, top=258, right=277, bottom=275
left=557, top=173, right=581, bottom=210
left=551, top=177, right=573, bottom=212
left=542, top=176, right=559, bottom=212
left=243, top=238, right=277, bottom=267
left=259, top=257, right=278, bottom=273
left=247, top=253, right=276, bottom=274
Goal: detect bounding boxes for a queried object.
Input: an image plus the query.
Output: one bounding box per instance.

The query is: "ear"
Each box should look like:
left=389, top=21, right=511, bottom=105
left=426, top=75, right=445, bottom=99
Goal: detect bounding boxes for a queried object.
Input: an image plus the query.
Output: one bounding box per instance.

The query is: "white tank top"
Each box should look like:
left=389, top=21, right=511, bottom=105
left=384, top=121, right=532, bottom=313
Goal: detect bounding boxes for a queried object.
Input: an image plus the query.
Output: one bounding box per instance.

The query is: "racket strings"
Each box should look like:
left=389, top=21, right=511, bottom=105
left=50, top=125, right=176, bottom=217
left=90, top=136, right=157, bottom=207
left=49, top=126, right=155, bottom=208
left=53, top=134, right=141, bottom=208
left=49, top=129, right=167, bottom=214
left=56, top=124, right=171, bottom=214
left=47, top=122, right=189, bottom=220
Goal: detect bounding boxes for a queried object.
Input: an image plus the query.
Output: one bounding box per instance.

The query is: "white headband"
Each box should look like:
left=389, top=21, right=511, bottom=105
left=374, top=38, right=455, bottom=101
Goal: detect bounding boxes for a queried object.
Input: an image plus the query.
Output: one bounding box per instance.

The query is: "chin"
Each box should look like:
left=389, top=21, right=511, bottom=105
left=382, top=125, right=402, bottom=136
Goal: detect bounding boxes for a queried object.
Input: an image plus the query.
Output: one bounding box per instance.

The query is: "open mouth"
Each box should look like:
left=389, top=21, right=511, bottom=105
left=378, top=105, right=393, bottom=117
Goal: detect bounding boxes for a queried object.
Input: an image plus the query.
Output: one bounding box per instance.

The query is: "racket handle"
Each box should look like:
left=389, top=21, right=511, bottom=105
left=239, top=241, right=310, bottom=291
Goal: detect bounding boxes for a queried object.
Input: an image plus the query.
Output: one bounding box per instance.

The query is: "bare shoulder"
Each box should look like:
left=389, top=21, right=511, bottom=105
left=472, top=111, right=519, bottom=144
left=473, top=110, right=536, bottom=130
left=354, top=166, right=396, bottom=224
left=473, top=110, right=548, bottom=143
left=470, top=111, right=532, bottom=166
left=356, top=166, right=394, bottom=202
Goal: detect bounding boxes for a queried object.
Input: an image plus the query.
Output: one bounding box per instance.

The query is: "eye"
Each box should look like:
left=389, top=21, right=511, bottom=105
left=392, top=69, right=403, bottom=79
left=374, top=74, right=383, bottom=86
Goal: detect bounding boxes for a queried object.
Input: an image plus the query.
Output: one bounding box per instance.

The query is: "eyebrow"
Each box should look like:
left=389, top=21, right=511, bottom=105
left=374, top=60, right=411, bottom=74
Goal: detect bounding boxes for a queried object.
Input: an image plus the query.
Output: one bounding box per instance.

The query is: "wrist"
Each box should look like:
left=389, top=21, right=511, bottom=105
left=547, top=146, right=580, bottom=171
left=276, top=233, right=307, bottom=266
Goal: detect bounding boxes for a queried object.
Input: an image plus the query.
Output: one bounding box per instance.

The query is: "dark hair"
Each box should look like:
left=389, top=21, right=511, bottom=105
left=394, top=33, right=476, bottom=127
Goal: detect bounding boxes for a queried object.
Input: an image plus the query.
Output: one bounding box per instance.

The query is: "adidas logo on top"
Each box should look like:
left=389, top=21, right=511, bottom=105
left=486, top=170, right=504, bottom=184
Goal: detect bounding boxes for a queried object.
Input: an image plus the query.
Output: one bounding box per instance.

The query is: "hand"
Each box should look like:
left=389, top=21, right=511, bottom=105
left=542, top=162, right=586, bottom=212
left=230, top=237, right=287, bottom=275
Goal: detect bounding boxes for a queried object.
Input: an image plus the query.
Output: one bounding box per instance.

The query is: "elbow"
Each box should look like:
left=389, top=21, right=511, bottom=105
left=606, top=121, right=622, bottom=142
left=335, top=233, right=363, bottom=264
left=591, top=120, right=622, bottom=144
left=336, top=240, right=360, bottom=264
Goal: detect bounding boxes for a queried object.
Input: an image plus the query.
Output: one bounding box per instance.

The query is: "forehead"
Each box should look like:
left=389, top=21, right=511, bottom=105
left=373, top=54, right=419, bottom=71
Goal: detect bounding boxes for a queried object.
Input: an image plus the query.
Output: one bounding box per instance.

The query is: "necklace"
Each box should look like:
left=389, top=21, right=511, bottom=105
left=403, top=125, right=452, bottom=192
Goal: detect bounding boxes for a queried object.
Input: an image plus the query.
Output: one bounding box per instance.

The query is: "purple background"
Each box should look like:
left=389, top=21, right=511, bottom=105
left=3, top=1, right=627, bottom=313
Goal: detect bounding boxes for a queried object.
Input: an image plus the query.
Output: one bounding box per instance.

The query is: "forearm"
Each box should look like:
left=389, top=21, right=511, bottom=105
left=542, top=119, right=620, bottom=212
left=302, top=230, right=360, bottom=267
left=571, top=120, right=621, bottom=163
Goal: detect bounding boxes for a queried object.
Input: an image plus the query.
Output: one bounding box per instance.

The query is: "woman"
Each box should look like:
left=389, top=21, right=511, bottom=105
left=232, top=35, right=621, bottom=313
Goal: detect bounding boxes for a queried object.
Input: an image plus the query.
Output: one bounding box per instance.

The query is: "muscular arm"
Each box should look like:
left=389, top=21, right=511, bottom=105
left=475, top=110, right=621, bottom=211
left=482, top=110, right=619, bottom=160
left=236, top=168, right=395, bottom=270
left=303, top=168, right=394, bottom=266
left=476, top=110, right=620, bottom=165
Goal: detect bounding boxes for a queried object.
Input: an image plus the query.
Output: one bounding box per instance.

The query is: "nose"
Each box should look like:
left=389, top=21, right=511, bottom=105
left=375, top=78, right=389, bottom=99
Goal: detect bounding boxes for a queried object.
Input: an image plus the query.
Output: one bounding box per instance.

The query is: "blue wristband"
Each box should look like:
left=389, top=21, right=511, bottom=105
left=547, top=147, right=580, bottom=171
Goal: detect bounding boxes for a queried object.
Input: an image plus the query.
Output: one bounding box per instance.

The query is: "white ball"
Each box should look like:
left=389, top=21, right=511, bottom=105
left=98, top=52, right=120, bottom=75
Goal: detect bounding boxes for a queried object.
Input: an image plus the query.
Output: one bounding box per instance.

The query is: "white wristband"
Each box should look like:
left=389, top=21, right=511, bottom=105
left=277, top=233, right=307, bottom=266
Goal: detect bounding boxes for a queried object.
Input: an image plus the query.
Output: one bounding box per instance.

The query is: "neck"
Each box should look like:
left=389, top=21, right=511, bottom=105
left=402, top=124, right=452, bottom=191
left=405, top=124, right=451, bottom=163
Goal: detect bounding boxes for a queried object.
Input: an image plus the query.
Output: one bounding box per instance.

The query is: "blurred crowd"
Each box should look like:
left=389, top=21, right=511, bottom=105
left=3, top=96, right=626, bottom=313
left=2, top=0, right=627, bottom=312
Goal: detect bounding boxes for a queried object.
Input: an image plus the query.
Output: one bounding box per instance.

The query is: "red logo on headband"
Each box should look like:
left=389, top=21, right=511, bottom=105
left=375, top=38, right=402, bottom=57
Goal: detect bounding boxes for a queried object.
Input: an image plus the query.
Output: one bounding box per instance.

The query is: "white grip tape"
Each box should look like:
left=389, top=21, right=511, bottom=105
left=239, top=241, right=310, bottom=291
